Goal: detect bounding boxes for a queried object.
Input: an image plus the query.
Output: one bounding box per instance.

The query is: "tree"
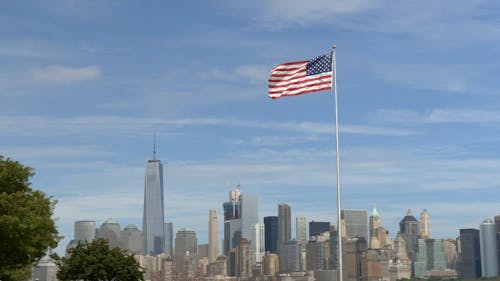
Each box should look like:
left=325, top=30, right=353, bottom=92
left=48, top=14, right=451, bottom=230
left=0, top=155, right=60, bottom=281
left=53, top=239, right=144, bottom=281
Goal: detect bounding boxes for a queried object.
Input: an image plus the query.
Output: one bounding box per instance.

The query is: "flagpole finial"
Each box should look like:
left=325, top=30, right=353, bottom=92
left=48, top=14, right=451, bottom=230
left=332, top=44, right=336, bottom=49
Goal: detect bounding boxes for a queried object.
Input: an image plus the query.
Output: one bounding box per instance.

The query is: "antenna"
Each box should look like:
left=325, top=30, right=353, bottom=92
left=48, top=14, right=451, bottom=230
left=153, top=133, right=157, bottom=160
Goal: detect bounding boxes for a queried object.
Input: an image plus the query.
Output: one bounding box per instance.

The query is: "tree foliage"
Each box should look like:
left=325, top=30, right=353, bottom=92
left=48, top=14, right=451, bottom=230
left=0, top=155, right=60, bottom=281
left=53, top=239, right=144, bottom=281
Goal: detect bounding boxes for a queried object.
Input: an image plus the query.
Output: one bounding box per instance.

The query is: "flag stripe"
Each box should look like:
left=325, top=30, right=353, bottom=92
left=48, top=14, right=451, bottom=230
left=269, top=77, right=333, bottom=93
left=268, top=53, right=333, bottom=99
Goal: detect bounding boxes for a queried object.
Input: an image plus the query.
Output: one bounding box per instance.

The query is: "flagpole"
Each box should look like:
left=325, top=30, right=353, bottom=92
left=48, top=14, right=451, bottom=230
left=332, top=44, right=343, bottom=281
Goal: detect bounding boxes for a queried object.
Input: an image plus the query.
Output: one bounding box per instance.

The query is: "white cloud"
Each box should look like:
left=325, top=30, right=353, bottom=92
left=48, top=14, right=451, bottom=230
left=32, top=65, right=101, bottom=82
left=375, top=108, right=500, bottom=124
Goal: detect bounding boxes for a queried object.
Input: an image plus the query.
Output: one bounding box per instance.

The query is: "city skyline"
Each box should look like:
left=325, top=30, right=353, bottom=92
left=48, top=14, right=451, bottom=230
left=2, top=1, right=500, bottom=256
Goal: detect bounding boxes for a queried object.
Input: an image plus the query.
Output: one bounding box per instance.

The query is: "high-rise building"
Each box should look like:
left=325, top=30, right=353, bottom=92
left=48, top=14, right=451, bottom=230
left=480, top=219, right=498, bottom=278
left=342, top=210, right=368, bottom=241
left=309, top=221, right=330, bottom=239
left=360, top=249, right=391, bottom=281
left=209, top=209, right=218, bottom=263
left=143, top=150, right=165, bottom=256
left=398, top=209, right=420, bottom=262
left=223, top=187, right=241, bottom=255
left=296, top=217, right=307, bottom=246
left=343, top=237, right=367, bottom=281
left=369, top=207, right=381, bottom=249
left=278, top=203, right=291, bottom=270
left=262, top=252, right=280, bottom=276
left=98, top=218, right=121, bottom=248
left=164, top=222, right=173, bottom=257
left=74, top=220, right=95, bottom=244
left=251, top=223, right=265, bottom=265
left=306, top=240, right=330, bottom=271
left=240, top=194, right=259, bottom=241
left=283, top=239, right=301, bottom=272
left=236, top=238, right=252, bottom=278
left=414, top=239, right=446, bottom=278
left=119, top=224, right=143, bottom=255
left=264, top=216, right=279, bottom=253
left=419, top=209, right=430, bottom=238
left=175, top=228, right=198, bottom=273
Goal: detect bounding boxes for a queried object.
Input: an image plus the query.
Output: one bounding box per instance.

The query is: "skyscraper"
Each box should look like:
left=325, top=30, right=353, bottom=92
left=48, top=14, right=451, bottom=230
left=278, top=203, right=291, bottom=271
left=278, top=203, right=291, bottom=245
left=459, top=229, right=481, bottom=279
left=264, top=216, right=278, bottom=253
left=143, top=148, right=165, bottom=256
left=175, top=228, right=198, bottom=273
left=240, top=193, right=259, bottom=241
left=164, top=222, right=173, bottom=257
left=480, top=219, right=498, bottom=277
left=251, top=223, right=265, bottom=265
left=296, top=217, right=307, bottom=246
left=419, top=209, right=430, bottom=238
left=223, top=187, right=241, bottom=255
left=398, top=209, right=420, bottom=262
left=74, top=220, right=95, bottom=244
left=309, top=221, right=331, bottom=239
left=209, top=209, right=218, bottom=263
left=342, top=209, right=368, bottom=240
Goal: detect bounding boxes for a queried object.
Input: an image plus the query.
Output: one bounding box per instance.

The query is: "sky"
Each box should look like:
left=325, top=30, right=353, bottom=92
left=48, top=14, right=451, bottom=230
left=2, top=0, right=500, bottom=255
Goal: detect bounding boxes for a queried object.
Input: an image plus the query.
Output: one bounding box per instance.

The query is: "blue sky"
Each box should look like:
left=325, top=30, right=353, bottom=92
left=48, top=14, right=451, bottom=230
left=2, top=0, right=500, bottom=255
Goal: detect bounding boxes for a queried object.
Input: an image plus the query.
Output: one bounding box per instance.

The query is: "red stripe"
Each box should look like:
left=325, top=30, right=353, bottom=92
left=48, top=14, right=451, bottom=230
left=268, top=80, right=332, bottom=95
left=269, top=73, right=332, bottom=88
left=269, top=86, right=332, bottom=99
left=272, top=60, right=307, bottom=68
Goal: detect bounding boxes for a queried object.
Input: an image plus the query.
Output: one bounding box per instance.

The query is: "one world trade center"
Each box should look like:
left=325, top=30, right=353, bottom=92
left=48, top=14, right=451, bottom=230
left=143, top=145, right=165, bottom=256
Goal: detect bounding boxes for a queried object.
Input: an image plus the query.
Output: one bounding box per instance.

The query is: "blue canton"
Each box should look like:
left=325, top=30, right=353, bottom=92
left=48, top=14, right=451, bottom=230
left=306, top=52, right=333, bottom=76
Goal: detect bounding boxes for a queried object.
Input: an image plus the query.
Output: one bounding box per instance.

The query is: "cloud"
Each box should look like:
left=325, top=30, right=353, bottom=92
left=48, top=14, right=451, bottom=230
left=0, top=114, right=417, bottom=139
left=375, top=108, right=500, bottom=124
left=32, top=65, right=101, bottom=82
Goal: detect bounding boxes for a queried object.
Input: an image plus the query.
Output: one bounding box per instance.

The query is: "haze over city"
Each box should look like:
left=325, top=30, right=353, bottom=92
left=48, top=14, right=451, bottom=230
left=2, top=0, right=500, bottom=259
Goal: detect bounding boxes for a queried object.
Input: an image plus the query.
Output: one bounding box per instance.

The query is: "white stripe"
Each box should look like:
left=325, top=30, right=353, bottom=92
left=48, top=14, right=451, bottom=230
left=280, top=84, right=331, bottom=96
left=269, top=77, right=332, bottom=93
left=269, top=72, right=332, bottom=87
left=270, top=67, right=306, bottom=76
left=271, top=62, right=307, bottom=71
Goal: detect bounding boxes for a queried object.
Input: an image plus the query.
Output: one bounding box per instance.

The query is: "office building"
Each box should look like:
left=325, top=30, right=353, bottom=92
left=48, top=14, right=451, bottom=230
left=360, top=249, right=391, bottom=281
left=240, top=193, right=259, bottom=242
left=223, top=188, right=241, bottom=255
left=342, top=210, right=368, bottom=241
left=398, top=209, right=420, bottom=262
left=209, top=209, right=218, bottom=263
left=74, top=220, right=95, bottom=244
left=283, top=239, right=301, bottom=272
left=119, top=224, right=143, bottom=255
left=296, top=217, right=307, bottom=246
left=175, top=228, right=198, bottom=273
left=419, top=209, right=430, bottom=238
left=480, top=219, right=498, bottom=277
left=164, top=222, right=173, bottom=257
left=278, top=203, right=291, bottom=270
left=262, top=252, right=280, bottom=276
left=264, top=216, right=279, bottom=253
left=251, top=223, right=265, bottom=264
left=306, top=240, right=330, bottom=271
left=414, top=239, right=446, bottom=278
left=143, top=150, right=165, bottom=256
left=98, top=218, right=121, bottom=248
left=309, top=221, right=330, bottom=239
left=236, top=238, right=252, bottom=278
left=31, top=260, right=58, bottom=281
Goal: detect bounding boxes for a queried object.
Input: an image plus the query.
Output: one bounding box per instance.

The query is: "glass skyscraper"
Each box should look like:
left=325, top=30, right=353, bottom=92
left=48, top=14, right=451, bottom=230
left=143, top=158, right=165, bottom=256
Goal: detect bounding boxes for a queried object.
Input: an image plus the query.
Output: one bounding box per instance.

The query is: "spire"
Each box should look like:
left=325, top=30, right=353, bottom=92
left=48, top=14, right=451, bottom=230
left=153, top=133, right=157, bottom=160
left=407, top=209, right=412, bottom=217
left=372, top=203, right=379, bottom=217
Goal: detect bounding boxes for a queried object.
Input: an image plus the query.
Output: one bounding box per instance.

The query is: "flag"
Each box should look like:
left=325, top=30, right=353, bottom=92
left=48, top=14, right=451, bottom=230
left=268, top=52, right=333, bottom=99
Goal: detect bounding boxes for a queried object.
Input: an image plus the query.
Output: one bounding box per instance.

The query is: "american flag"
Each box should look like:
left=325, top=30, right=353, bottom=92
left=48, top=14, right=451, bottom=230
left=268, top=52, right=333, bottom=99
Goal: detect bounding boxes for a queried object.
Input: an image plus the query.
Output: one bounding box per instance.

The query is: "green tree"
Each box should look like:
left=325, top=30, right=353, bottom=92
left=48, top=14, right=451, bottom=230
left=0, top=155, right=60, bottom=281
left=53, top=239, right=144, bottom=281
